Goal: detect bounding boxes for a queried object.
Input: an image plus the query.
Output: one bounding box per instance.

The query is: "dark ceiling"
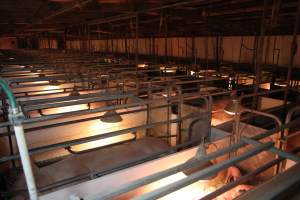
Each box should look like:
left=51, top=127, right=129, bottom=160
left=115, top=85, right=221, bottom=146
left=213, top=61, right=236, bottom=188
left=0, top=0, right=299, bottom=38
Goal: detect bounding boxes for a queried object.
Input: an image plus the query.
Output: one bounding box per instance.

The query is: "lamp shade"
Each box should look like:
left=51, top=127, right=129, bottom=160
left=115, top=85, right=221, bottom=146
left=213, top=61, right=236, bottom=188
left=100, top=110, right=123, bottom=123
left=49, top=80, right=60, bottom=86
left=183, top=160, right=214, bottom=177
left=182, top=146, right=217, bottom=180
left=69, top=87, right=80, bottom=96
left=224, top=99, right=244, bottom=115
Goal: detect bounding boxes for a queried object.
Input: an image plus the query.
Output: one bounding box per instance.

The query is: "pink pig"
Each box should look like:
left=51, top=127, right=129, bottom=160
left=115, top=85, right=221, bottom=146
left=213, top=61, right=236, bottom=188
left=225, top=166, right=242, bottom=183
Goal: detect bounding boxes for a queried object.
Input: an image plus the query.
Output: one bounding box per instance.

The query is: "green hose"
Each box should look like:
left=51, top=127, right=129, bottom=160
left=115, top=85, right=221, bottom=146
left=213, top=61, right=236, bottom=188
left=0, top=78, right=17, bottom=109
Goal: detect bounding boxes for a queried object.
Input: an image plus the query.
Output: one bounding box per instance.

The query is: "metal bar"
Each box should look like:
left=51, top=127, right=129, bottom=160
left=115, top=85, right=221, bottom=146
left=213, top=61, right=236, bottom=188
left=242, top=109, right=282, bottom=127
left=37, top=139, right=201, bottom=193
left=15, top=87, right=103, bottom=99
left=247, top=3, right=266, bottom=90
left=135, top=14, right=139, bottom=65
left=285, top=105, right=300, bottom=125
left=164, top=15, right=168, bottom=64
left=241, top=137, right=300, bottom=162
left=284, top=0, right=300, bottom=105
left=0, top=61, right=122, bottom=66
left=23, top=93, right=133, bottom=111
left=0, top=104, right=167, bottom=137
left=1, top=72, right=61, bottom=78
left=0, top=90, right=214, bottom=128
left=10, top=77, right=101, bottom=88
left=0, top=63, right=132, bottom=73
left=11, top=81, right=96, bottom=90
left=204, top=147, right=300, bottom=200
left=238, top=88, right=287, bottom=101
left=137, top=76, right=224, bottom=86
left=20, top=90, right=123, bottom=106
left=10, top=76, right=222, bottom=95
left=85, top=140, right=250, bottom=200
left=7, top=74, right=100, bottom=83
left=0, top=114, right=200, bottom=163
left=236, top=164, right=300, bottom=200
left=66, top=133, right=136, bottom=155
left=201, top=158, right=283, bottom=200
left=132, top=142, right=273, bottom=200
left=235, top=108, right=282, bottom=144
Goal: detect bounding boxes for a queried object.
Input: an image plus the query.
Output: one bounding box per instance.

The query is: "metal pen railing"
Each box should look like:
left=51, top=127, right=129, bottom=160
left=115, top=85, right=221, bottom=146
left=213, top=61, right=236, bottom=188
left=82, top=120, right=300, bottom=200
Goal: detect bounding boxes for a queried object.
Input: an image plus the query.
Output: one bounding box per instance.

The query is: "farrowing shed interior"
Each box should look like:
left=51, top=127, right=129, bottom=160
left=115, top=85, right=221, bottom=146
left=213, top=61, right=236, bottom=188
left=0, top=0, right=300, bottom=200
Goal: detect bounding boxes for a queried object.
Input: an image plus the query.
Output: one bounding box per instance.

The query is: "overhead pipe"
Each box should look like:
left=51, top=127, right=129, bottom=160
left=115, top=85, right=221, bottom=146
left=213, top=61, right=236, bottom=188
left=0, top=79, right=38, bottom=200
left=19, top=0, right=93, bottom=33
left=87, top=0, right=225, bottom=26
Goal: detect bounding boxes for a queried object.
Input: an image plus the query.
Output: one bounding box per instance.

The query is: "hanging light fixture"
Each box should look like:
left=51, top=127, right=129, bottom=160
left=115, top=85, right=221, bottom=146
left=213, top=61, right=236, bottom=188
left=24, top=65, right=32, bottom=69
left=182, top=145, right=216, bottom=180
left=49, top=79, right=61, bottom=86
left=224, top=99, right=244, bottom=115
left=100, top=110, right=123, bottom=123
left=69, top=86, right=80, bottom=96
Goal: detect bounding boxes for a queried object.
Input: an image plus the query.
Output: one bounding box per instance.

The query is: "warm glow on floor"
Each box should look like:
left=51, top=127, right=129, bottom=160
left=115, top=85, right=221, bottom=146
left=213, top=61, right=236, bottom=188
left=31, top=116, right=134, bottom=161
left=20, top=81, right=49, bottom=85
left=29, top=109, right=146, bottom=162
left=140, top=172, right=216, bottom=200
left=43, top=85, right=62, bottom=91
left=71, top=133, right=135, bottom=152
left=138, top=64, right=148, bottom=68
left=42, top=104, right=89, bottom=115
left=31, top=89, right=65, bottom=95
left=69, top=118, right=135, bottom=152
left=259, top=83, right=271, bottom=90
left=29, top=85, right=64, bottom=95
